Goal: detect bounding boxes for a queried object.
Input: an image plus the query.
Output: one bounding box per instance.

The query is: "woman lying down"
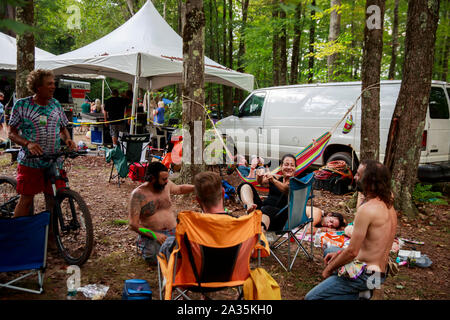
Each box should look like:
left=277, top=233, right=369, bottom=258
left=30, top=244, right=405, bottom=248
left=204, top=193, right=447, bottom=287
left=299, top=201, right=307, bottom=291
left=303, top=210, right=348, bottom=234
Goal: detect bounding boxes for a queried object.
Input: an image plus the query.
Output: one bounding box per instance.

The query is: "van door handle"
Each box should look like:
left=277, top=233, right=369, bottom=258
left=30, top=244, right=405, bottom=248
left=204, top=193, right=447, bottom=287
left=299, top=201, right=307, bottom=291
left=258, top=127, right=263, bottom=135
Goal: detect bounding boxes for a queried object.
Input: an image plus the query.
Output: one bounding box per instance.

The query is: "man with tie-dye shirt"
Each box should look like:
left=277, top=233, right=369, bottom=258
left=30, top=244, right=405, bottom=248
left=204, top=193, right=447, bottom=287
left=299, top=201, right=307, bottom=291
left=8, top=69, right=76, bottom=218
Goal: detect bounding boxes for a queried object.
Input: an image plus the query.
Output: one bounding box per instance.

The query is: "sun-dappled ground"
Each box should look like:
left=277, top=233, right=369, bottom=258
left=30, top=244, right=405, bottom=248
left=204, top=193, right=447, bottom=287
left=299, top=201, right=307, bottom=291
left=0, top=133, right=449, bottom=300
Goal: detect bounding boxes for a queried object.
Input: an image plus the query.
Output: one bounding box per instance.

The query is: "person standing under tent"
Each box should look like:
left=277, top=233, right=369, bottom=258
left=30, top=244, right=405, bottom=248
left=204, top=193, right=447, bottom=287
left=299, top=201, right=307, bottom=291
left=153, top=100, right=165, bottom=125
left=103, top=89, right=127, bottom=146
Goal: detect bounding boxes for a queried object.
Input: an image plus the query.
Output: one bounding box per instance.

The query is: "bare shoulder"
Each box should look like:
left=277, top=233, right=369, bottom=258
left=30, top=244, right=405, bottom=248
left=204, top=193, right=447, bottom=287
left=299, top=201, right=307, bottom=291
left=130, top=184, right=148, bottom=201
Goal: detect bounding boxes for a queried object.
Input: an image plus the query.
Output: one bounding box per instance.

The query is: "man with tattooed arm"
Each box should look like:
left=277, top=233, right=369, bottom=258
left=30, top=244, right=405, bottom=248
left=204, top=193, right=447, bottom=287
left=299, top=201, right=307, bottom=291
left=128, top=162, right=194, bottom=264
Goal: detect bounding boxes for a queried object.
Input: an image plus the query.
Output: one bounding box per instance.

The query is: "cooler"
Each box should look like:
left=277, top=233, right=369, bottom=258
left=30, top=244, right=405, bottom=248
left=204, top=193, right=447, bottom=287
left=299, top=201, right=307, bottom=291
left=122, top=279, right=152, bottom=300
left=90, top=125, right=103, bottom=145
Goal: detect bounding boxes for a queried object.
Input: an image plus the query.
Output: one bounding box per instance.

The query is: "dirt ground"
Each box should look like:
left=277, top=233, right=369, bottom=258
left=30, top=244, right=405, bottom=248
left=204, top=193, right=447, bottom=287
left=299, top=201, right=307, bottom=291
left=0, top=133, right=449, bottom=301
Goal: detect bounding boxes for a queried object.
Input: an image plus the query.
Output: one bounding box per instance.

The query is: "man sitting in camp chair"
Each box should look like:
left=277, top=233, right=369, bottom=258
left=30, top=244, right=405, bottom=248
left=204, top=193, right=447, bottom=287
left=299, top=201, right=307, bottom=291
left=128, top=162, right=194, bottom=265
left=305, top=160, right=397, bottom=300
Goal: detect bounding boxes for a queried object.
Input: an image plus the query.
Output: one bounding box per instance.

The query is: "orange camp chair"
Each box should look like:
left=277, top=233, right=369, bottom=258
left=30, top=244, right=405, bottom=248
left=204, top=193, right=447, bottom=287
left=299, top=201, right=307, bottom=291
left=157, top=210, right=269, bottom=300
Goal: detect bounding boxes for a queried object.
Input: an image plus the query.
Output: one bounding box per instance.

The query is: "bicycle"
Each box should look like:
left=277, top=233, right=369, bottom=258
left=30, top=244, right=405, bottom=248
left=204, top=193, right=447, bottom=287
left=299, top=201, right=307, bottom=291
left=0, top=149, right=94, bottom=266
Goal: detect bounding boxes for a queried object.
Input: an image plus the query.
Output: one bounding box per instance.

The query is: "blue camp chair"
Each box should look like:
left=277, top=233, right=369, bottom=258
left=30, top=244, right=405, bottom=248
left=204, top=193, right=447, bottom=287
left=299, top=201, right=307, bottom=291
left=269, top=173, right=315, bottom=271
left=0, top=211, right=50, bottom=294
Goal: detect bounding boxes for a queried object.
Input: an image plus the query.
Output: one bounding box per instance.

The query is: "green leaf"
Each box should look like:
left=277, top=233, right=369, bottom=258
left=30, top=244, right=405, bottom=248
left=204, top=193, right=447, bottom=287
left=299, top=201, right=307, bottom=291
left=0, top=19, right=33, bottom=35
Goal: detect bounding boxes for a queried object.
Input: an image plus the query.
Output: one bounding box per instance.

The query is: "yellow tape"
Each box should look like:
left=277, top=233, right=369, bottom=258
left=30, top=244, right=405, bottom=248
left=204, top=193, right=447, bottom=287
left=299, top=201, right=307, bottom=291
left=70, top=116, right=134, bottom=126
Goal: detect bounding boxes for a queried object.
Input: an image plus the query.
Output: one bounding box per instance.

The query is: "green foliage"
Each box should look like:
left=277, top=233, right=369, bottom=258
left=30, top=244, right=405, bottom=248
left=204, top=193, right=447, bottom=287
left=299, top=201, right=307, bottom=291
left=413, top=183, right=448, bottom=205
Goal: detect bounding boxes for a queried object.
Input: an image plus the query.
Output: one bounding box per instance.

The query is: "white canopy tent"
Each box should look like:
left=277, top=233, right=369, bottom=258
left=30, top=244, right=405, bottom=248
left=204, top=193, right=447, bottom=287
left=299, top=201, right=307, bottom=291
left=36, top=0, right=254, bottom=133
left=0, top=31, right=55, bottom=70
left=0, top=31, right=106, bottom=105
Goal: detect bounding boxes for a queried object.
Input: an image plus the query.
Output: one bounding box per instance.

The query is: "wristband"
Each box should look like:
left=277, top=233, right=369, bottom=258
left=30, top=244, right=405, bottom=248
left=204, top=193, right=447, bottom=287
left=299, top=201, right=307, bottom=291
left=139, top=227, right=157, bottom=240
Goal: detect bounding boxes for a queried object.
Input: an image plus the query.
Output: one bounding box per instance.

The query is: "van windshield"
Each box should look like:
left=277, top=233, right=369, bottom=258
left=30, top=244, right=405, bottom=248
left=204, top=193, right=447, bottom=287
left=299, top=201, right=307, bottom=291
left=239, top=92, right=266, bottom=117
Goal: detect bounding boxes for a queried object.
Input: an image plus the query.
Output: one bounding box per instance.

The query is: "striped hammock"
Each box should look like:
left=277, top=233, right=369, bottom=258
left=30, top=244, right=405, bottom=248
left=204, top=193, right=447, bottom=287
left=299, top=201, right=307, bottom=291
left=235, top=131, right=332, bottom=192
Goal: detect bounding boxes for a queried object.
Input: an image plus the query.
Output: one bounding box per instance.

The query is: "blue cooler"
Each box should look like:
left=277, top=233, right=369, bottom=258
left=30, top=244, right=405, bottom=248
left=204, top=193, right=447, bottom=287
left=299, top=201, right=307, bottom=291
left=122, top=279, right=152, bottom=300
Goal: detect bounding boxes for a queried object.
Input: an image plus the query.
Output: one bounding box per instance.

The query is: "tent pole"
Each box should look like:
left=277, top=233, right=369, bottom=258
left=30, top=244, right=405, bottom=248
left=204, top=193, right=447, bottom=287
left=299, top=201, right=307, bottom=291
left=147, top=79, right=152, bottom=125
left=130, top=53, right=141, bottom=134
left=101, top=78, right=105, bottom=105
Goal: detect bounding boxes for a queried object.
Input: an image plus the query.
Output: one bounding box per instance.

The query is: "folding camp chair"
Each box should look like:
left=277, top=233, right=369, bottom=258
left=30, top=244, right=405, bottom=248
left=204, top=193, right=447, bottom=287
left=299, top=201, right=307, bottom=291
left=109, top=132, right=151, bottom=187
left=157, top=210, right=269, bottom=300
left=269, top=172, right=315, bottom=271
left=0, top=211, right=50, bottom=294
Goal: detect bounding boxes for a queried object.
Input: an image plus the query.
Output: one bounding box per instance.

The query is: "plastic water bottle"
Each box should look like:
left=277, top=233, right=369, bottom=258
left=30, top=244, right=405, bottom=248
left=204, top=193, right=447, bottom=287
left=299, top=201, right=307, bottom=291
left=314, top=233, right=321, bottom=247
left=67, top=288, right=78, bottom=300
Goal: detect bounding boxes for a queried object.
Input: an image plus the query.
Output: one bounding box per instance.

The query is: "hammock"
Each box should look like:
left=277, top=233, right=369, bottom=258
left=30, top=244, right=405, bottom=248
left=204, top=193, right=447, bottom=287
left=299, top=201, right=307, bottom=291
left=183, top=83, right=378, bottom=192
left=235, top=131, right=332, bottom=192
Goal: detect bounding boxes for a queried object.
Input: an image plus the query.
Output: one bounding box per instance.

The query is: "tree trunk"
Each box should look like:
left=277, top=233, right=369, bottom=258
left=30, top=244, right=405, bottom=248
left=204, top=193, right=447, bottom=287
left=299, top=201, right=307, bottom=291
left=235, top=0, right=250, bottom=104
left=388, top=0, right=400, bottom=79
left=272, top=0, right=280, bottom=86
left=290, top=2, right=303, bottom=85
left=327, top=0, right=341, bottom=81
left=441, top=6, right=449, bottom=82
left=360, top=0, right=385, bottom=162
left=15, top=0, right=34, bottom=99
left=384, top=0, right=440, bottom=217
left=180, top=0, right=206, bottom=183
left=176, top=0, right=184, bottom=100
left=307, top=0, right=316, bottom=84
left=0, top=4, right=16, bottom=37
left=222, top=0, right=232, bottom=116
left=349, top=3, right=356, bottom=79
left=279, top=7, right=287, bottom=86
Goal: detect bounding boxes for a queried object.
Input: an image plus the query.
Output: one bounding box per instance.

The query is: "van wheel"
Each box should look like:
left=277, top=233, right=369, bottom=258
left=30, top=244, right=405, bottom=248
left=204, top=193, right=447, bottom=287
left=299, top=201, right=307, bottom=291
left=327, top=152, right=357, bottom=172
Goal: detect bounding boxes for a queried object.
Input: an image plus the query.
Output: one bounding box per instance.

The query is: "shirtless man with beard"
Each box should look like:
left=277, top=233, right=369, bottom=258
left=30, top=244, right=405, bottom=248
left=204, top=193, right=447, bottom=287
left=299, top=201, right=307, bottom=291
left=128, top=161, right=194, bottom=264
left=305, top=160, right=397, bottom=300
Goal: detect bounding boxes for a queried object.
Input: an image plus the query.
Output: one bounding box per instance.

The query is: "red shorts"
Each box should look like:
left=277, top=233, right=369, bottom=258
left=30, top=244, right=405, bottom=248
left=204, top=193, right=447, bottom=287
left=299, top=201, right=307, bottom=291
left=16, top=164, right=53, bottom=196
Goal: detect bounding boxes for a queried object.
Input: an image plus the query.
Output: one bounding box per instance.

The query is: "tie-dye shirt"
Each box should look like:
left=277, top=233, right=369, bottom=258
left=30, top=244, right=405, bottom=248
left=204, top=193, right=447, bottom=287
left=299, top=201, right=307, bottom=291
left=8, top=96, right=69, bottom=168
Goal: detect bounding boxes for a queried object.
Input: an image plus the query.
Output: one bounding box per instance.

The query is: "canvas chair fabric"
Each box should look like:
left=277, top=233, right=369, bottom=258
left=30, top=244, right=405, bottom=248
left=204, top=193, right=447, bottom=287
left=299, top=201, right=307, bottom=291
left=269, top=173, right=315, bottom=271
left=108, top=133, right=151, bottom=185
left=157, top=210, right=270, bottom=300
left=0, top=211, right=50, bottom=294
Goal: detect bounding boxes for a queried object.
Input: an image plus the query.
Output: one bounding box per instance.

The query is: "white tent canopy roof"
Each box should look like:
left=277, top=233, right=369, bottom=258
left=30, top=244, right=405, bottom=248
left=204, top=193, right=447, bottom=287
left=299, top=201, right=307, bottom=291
left=36, top=0, right=254, bottom=92
left=0, top=31, right=55, bottom=70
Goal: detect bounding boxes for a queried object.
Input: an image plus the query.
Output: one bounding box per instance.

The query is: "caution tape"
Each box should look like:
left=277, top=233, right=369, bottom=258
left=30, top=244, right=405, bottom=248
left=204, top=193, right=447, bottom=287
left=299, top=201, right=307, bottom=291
left=69, top=116, right=136, bottom=126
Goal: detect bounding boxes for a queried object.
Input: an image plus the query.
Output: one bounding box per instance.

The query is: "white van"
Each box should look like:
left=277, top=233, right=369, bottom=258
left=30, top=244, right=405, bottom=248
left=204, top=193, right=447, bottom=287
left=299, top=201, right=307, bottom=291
left=215, top=80, right=450, bottom=182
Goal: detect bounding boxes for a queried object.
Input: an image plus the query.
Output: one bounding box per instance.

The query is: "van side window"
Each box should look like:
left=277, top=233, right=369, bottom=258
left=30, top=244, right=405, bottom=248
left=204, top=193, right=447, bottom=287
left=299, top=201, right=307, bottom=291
left=429, top=87, right=449, bottom=119
left=240, top=92, right=266, bottom=117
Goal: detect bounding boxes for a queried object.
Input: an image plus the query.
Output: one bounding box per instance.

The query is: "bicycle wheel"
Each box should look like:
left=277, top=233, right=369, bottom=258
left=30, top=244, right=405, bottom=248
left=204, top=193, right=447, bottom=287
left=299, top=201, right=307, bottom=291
left=0, top=176, right=18, bottom=218
left=53, top=189, right=94, bottom=266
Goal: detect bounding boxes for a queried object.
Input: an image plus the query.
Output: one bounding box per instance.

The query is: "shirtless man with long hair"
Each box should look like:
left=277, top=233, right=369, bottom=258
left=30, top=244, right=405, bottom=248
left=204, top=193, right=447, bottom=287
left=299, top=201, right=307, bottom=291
left=305, top=160, right=397, bottom=300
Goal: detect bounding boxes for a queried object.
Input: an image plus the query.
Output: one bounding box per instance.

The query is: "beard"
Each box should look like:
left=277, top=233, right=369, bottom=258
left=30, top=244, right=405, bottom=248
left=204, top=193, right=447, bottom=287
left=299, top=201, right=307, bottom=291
left=356, top=180, right=363, bottom=192
left=153, top=181, right=167, bottom=191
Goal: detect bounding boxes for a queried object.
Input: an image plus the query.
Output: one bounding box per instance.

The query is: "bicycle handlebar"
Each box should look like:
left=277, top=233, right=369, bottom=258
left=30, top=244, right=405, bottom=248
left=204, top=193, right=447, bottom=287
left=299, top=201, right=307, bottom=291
left=27, top=149, right=88, bottom=161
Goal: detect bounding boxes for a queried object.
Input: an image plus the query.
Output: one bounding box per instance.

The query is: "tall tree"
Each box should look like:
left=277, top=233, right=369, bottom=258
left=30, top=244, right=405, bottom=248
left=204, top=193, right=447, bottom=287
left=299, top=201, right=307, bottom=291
left=222, top=0, right=232, bottom=115
left=360, top=0, right=385, bottom=161
left=440, top=5, right=449, bottom=81
left=388, top=0, right=399, bottom=79
left=384, top=0, right=440, bottom=217
left=327, top=0, right=341, bottom=81
left=16, top=0, right=34, bottom=99
left=180, top=0, right=206, bottom=183
left=290, top=1, right=303, bottom=85
left=279, top=4, right=287, bottom=85
left=235, top=0, right=250, bottom=103
left=307, top=0, right=316, bottom=83
left=272, top=0, right=280, bottom=86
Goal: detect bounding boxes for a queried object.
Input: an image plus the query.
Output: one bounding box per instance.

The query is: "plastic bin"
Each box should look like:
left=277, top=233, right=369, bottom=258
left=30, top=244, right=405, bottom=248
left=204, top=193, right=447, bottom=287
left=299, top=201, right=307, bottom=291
left=122, top=279, right=152, bottom=300
left=90, top=125, right=103, bottom=145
